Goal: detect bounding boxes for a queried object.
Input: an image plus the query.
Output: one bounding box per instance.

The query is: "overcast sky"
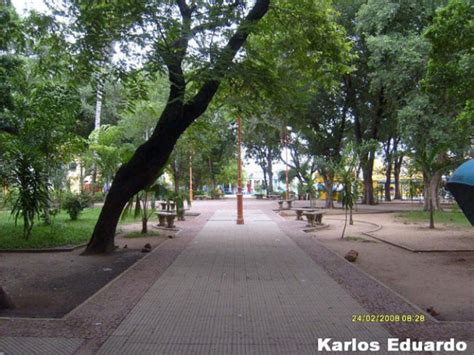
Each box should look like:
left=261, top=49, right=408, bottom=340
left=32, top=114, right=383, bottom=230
left=12, top=0, right=48, bottom=16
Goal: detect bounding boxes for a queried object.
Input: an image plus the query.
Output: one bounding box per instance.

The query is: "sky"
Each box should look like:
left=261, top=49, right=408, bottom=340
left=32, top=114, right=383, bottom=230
left=11, top=0, right=48, bottom=15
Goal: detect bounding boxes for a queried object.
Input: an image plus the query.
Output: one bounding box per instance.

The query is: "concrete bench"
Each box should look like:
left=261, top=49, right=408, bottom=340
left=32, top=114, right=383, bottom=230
left=194, top=195, right=210, bottom=200
left=292, top=208, right=317, bottom=221
left=156, top=211, right=177, bottom=228
left=254, top=194, right=264, bottom=200
left=278, top=199, right=294, bottom=210
left=159, top=201, right=176, bottom=211
left=267, top=194, right=280, bottom=200
left=303, top=211, right=325, bottom=227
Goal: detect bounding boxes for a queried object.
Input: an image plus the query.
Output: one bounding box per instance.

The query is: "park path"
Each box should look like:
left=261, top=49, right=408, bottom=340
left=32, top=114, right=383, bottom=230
left=97, top=209, right=392, bottom=354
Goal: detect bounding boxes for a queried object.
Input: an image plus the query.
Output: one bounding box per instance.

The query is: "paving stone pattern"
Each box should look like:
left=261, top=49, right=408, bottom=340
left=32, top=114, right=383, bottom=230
left=0, top=337, right=83, bottom=355
left=98, top=210, right=393, bottom=354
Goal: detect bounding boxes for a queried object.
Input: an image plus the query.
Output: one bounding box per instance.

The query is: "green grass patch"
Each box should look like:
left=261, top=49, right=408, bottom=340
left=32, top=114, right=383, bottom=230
left=0, top=207, right=141, bottom=250
left=124, top=230, right=161, bottom=238
left=397, top=211, right=471, bottom=227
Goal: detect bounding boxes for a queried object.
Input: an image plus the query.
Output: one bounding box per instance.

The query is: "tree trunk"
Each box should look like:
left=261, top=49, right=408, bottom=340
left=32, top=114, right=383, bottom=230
left=394, top=155, right=403, bottom=200
left=83, top=106, right=189, bottom=254
left=267, top=154, right=274, bottom=194
left=174, top=175, right=180, bottom=193
left=384, top=161, right=392, bottom=202
left=341, top=207, right=348, bottom=239
left=91, top=165, right=97, bottom=195
left=429, top=198, right=435, bottom=229
left=141, top=192, right=148, bottom=234
left=361, top=153, right=375, bottom=205
left=142, top=217, right=148, bottom=234
left=208, top=157, right=216, bottom=189
left=83, top=0, right=271, bottom=255
left=423, top=171, right=442, bottom=212
left=324, top=178, right=334, bottom=209
left=79, top=159, right=84, bottom=193
left=261, top=165, right=268, bottom=192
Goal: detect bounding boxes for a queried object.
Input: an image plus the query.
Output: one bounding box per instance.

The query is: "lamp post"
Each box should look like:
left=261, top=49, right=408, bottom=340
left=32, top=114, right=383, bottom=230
left=284, top=126, right=291, bottom=200
left=236, top=116, right=244, bottom=225
left=189, top=152, right=193, bottom=205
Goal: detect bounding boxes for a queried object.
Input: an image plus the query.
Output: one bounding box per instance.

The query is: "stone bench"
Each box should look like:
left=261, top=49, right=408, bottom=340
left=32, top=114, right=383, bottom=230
left=292, top=208, right=317, bottom=221
left=159, top=201, right=175, bottom=211
left=303, top=211, right=326, bottom=227
left=278, top=199, right=294, bottom=210
left=267, top=194, right=280, bottom=200
left=194, top=195, right=210, bottom=200
left=254, top=194, right=264, bottom=200
left=156, top=211, right=177, bottom=228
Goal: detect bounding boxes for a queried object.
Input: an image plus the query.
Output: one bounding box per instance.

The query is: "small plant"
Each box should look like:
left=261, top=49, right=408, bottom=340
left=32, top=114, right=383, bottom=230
left=210, top=187, right=224, bottom=199
left=10, top=155, right=50, bottom=239
left=78, top=192, right=95, bottom=208
left=63, top=194, right=86, bottom=220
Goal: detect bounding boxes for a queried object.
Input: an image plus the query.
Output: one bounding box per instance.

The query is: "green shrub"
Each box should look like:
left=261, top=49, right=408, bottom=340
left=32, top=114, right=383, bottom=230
left=78, top=192, right=95, bottom=208
left=210, top=188, right=224, bottom=199
left=91, top=191, right=105, bottom=203
left=63, top=194, right=87, bottom=220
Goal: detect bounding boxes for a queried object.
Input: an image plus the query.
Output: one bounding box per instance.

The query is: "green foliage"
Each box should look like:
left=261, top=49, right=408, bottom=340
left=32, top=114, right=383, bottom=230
left=397, top=210, right=470, bottom=227
left=9, top=154, right=50, bottom=239
left=337, top=145, right=359, bottom=211
left=0, top=208, right=139, bottom=249
left=63, top=193, right=91, bottom=220
left=424, top=0, right=474, bottom=124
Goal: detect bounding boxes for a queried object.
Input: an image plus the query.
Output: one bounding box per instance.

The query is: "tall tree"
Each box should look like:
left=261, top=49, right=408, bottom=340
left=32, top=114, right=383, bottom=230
left=244, top=114, right=281, bottom=194
left=300, top=86, right=350, bottom=208
left=69, top=0, right=271, bottom=254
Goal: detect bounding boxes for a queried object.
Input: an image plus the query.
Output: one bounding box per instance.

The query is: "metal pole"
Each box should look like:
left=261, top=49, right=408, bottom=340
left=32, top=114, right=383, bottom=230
left=189, top=152, right=193, bottom=205
left=285, top=128, right=289, bottom=200
left=237, top=116, right=244, bottom=225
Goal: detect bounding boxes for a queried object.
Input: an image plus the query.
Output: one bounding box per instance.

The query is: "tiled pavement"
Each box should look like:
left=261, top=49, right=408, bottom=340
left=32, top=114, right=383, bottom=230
left=0, top=337, right=84, bottom=355
left=96, top=210, right=393, bottom=354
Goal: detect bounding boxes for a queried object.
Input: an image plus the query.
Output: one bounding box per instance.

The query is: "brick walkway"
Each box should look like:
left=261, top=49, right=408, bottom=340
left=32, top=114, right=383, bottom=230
left=97, top=209, right=392, bottom=354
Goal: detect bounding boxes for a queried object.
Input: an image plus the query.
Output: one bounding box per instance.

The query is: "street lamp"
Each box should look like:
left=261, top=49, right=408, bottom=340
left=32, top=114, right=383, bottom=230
left=236, top=116, right=244, bottom=225
left=284, top=126, right=292, bottom=200
left=189, top=151, right=193, bottom=205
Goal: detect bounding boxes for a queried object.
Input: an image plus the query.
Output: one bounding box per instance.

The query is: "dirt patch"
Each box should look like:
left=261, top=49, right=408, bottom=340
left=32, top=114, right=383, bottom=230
left=308, top=213, right=474, bottom=322
left=0, top=224, right=168, bottom=319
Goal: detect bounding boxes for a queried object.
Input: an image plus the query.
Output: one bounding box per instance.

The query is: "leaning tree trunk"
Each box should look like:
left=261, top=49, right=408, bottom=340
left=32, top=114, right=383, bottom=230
left=83, top=0, right=271, bottom=255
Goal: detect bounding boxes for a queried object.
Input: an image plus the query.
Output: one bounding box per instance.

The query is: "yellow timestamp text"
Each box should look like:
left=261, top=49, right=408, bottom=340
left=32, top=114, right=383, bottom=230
left=351, top=314, right=426, bottom=323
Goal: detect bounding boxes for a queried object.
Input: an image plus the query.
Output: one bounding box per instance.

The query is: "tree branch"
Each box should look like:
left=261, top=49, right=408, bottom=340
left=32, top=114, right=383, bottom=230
left=183, top=0, right=270, bottom=122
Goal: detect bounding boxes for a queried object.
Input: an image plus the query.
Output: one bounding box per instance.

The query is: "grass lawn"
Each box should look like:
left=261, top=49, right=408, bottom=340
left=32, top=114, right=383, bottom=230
left=397, top=210, right=471, bottom=227
left=0, top=207, right=141, bottom=250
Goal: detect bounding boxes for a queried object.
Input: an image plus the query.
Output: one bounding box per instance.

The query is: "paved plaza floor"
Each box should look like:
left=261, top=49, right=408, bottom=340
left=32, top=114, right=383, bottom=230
left=96, top=209, right=390, bottom=354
